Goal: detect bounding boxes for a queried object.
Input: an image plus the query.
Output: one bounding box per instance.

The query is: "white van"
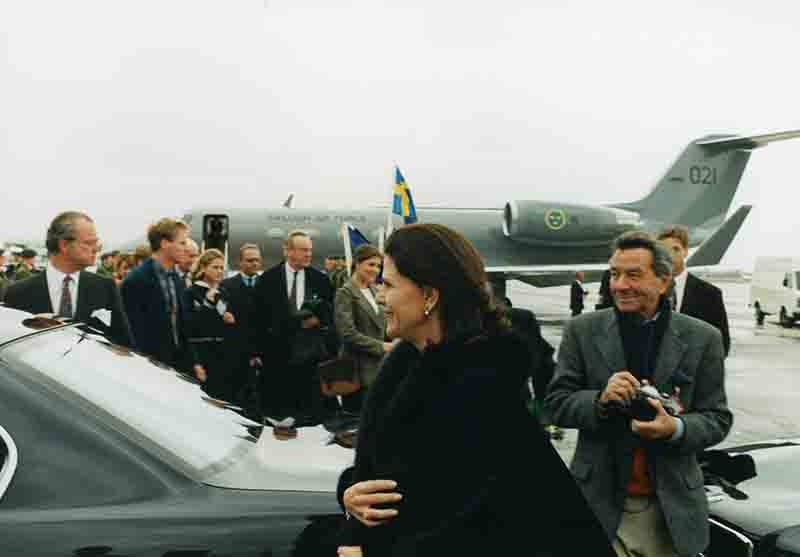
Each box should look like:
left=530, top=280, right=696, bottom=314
left=750, top=256, right=800, bottom=327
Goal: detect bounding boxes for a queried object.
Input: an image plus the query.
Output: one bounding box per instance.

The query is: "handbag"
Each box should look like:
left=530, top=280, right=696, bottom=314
left=318, top=351, right=361, bottom=397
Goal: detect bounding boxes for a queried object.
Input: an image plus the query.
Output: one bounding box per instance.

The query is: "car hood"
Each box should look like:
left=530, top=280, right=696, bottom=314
left=709, top=441, right=800, bottom=538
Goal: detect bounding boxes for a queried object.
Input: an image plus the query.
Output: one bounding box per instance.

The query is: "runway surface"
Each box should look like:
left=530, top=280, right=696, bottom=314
left=507, top=278, right=800, bottom=463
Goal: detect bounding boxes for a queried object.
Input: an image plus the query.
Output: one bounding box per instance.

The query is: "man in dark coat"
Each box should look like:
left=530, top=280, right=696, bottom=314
left=570, top=271, right=587, bottom=316
left=121, top=218, right=193, bottom=373
left=221, top=243, right=263, bottom=413
left=254, top=231, right=335, bottom=423
left=4, top=211, right=133, bottom=347
left=658, top=226, right=731, bottom=355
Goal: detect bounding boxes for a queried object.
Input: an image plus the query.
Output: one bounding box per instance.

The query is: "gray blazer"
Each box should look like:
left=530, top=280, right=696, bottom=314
left=544, top=308, right=732, bottom=557
left=334, top=279, right=387, bottom=386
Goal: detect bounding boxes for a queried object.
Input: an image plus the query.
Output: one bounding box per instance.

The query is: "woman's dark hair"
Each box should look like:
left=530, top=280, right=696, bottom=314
left=384, top=223, right=508, bottom=340
left=350, top=244, right=383, bottom=274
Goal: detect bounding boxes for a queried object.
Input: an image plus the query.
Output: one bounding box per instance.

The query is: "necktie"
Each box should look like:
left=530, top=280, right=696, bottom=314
left=59, top=275, right=73, bottom=318
left=289, top=270, right=298, bottom=311
left=245, top=275, right=255, bottom=288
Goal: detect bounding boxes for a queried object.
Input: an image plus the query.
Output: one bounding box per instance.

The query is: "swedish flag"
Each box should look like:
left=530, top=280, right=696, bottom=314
left=392, top=166, right=418, bottom=224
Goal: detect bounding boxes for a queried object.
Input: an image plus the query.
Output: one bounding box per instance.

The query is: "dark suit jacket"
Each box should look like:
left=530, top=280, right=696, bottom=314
left=120, top=258, right=189, bottom=369
left=570, top=280, right=585, bottom=311
left=544, top=309, right=732, bottom=556
left=254, top=262, right=334, bottom=364
left=221, top=273, right=261, bottom=362
left=333, top=279, right=386, bottom=386
left=681, top=272, right=730, bottom=356
left=4, top=270, right=133, bottom=347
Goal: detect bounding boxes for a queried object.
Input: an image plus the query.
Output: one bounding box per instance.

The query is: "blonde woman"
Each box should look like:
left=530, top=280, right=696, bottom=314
left=183, top=249, right=237, bottom=400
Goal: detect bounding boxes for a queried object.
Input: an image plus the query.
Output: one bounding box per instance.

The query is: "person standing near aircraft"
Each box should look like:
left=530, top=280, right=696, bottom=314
left=183, top=249, right=238, bottom=401
left=545, top=231, right=731, bottom=557
left=254, top=230, right=336, bottom=424
left=333, top=245, right=392, bottom=412
left=121, top=218, right=192, bottom=374
left=176, top=239, right=199, bottom=289
left=221, top=243, right=263, bottom=411
left=657, top=226, right=731, bottom=356
left=338, top=223, right=612, bottom=557
left=570, top=271, right=588, bottom=316
left=4, top=211, right=134, bottom=347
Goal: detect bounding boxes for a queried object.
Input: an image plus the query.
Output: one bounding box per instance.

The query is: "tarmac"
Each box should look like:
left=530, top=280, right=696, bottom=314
left=507, top=278, right=800, bottom=464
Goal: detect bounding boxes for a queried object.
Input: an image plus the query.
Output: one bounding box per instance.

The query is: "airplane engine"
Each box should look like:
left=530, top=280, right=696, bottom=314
left=503, top=200, right=641, bottom=247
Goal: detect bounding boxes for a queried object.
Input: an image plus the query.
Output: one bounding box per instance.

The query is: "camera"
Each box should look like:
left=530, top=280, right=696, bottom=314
left=606, top=384, right=681, bottom=421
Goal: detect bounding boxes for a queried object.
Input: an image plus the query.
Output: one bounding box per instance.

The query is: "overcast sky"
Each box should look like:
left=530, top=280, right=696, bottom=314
left=2, top=0, right=798, bottom=270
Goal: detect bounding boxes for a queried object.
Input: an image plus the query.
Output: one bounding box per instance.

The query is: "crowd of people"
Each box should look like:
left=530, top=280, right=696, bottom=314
left=0, top=210, right=734, bottom=556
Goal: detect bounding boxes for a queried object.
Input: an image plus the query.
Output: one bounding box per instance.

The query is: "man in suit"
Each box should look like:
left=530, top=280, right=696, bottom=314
left=4, top=211, right=134, bottom=347
left=175, top=239, right=199, bottom=289
left=658, top=225, right=731, bottom=356
left=545, top=231, right=731, bottom=557
left=121, top=218, right=194, bottom=375
left=254, top=230, right=335, bottom=423
left=221, top=243, right=263, bottom=412
left=570, top=271, right=588, bottom=316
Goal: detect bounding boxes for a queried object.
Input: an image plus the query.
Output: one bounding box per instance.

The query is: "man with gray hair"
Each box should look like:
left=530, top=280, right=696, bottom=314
left=4, top=211, right=133, bottom=347
left=545, top=231, right=731, bottom=557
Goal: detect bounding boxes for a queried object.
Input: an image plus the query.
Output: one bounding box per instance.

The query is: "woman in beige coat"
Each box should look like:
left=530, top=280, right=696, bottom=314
left=334, top=245, right=395, bottom=411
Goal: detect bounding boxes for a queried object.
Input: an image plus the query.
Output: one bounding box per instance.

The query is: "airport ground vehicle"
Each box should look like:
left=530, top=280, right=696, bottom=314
left=703, top=440, right=800, bottom=556
left=749, top=256, right=800, bottom=327
left=0, top=307, right=353, bottom=556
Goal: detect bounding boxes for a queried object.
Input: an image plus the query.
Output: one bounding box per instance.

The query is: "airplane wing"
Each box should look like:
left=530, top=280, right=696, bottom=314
left=697, top=130, right=800, bottom=150
left=487, top=205, right=752, bottom=288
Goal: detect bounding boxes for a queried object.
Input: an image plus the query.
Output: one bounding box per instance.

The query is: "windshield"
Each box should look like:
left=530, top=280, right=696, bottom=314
left=1, top=326, right=257, bottom=481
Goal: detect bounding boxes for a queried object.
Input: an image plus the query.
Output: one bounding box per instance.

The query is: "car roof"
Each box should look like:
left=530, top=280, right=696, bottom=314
left=0, top=307, right=353, bottom=492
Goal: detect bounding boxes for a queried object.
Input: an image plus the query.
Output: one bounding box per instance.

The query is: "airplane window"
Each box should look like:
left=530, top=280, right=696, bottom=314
left=795, top=272, right=800, bottom=290
left=0, top=425, right=19, bottom=501
left=267, top=228, right=284, bottom=239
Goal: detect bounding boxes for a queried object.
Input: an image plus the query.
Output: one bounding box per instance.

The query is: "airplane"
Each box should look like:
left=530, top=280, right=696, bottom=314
left=179, top=130, right=799, bottom=300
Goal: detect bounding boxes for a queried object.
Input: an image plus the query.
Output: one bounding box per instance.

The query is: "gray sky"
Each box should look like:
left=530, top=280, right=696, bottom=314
left=2, top=0, right=799, bottom=270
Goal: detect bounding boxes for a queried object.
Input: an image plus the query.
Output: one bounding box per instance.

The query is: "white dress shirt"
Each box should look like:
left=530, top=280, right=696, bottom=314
left=284, top=264, right=306, bottom=311
left=46, top=265, right=80, bottom=317
left=674, top=270, right=688, bottom=312
left=360, top=287, right=379, bottom=314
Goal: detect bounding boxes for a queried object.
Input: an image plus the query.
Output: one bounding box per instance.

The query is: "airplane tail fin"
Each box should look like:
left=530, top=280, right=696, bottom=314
left=612, top=130, right=800, bottom=229
left=283, top=193, right=294, bottom=209
left=686, top=205, right=752, bottom=268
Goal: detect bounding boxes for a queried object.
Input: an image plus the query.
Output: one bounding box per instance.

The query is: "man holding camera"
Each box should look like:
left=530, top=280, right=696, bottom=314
left=545, top=231, right=731, bottom=557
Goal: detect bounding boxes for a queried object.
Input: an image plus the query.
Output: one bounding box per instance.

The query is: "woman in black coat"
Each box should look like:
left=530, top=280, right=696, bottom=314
left=337, top=224, right=613, bottom=557
left=183, top=248, right=237, bottom=401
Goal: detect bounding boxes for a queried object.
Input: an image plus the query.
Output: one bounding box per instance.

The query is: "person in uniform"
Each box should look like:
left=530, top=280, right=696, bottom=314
left=14, top=248, right=41, bottom=281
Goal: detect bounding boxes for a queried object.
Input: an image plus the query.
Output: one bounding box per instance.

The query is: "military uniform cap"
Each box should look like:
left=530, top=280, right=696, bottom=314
left=20, top=248, right=37, bottom=258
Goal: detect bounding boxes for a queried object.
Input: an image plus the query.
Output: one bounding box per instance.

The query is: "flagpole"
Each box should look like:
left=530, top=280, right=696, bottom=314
left=385, top=163, right=395, bottom=242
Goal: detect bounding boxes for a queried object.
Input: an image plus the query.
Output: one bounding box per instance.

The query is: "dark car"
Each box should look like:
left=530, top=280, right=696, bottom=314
left=0, top=308, right=354, bottom=556
left=703, top=440, right=800, bottom=556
